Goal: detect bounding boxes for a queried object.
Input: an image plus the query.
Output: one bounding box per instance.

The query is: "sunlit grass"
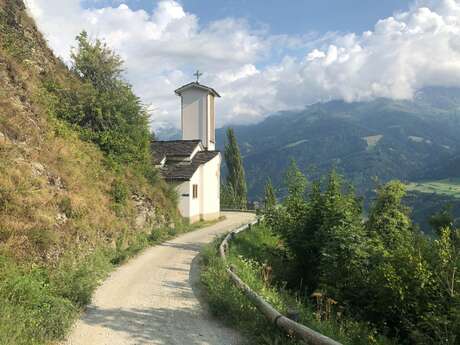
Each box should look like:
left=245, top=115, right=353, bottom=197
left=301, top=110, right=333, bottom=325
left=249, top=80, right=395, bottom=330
left=200, top=224, right=396, bottom=345
left=407, top=178, right=460, bottom=198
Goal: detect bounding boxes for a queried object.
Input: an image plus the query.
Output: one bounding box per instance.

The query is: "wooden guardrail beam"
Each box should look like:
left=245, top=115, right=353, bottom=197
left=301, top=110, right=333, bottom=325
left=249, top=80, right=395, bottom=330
left=220, top=219, right=343, bottom=345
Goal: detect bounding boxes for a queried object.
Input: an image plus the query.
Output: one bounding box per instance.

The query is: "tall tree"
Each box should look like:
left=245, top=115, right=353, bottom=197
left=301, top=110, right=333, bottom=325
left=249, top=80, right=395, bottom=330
left=429, top=204, right=454, bottom=235
left=366, top=181, right=413, bottom=248
left=364, top=181, right=432, bottom=338
left=49, top=31, right=151, bottom=166
left=71, top=31, right=123, bottom=92
left=263, top=177, right=277, bottom=210
left=220, top=183, right=237, bottom=209
left=224, top=128, right=247, bottom=209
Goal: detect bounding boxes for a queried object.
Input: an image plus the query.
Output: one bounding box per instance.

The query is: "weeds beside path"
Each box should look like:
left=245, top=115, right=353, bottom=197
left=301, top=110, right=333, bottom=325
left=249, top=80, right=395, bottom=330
left=200, top=224, right=397, bottom=345
left=0, top=216, right=224, bottom=345
left=62, top=212, right=255, bottom=345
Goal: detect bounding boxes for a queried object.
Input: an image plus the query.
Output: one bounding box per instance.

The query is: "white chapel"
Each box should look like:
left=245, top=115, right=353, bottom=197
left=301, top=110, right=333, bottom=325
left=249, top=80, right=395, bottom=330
left=152, top=78, right=221, bottom=223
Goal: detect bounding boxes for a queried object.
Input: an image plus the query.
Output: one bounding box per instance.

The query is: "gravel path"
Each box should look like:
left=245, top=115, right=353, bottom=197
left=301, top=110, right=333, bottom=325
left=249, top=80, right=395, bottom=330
left=63, top=212, right=256, bottom=345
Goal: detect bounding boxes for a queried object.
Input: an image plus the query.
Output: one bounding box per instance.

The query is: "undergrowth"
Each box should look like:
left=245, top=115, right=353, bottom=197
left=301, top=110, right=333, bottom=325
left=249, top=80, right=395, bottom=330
left=200, top=224, right=397, bottom=345
left=0, top=217, right=219, bottom=345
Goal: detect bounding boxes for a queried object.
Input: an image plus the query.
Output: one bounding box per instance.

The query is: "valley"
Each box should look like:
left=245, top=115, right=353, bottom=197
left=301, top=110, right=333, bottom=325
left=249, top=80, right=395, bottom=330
left=158, top=93, right=460, bottom=232
left=407, top=178, right=460, bottom=199
left=213, top=92, right=460, bottom=232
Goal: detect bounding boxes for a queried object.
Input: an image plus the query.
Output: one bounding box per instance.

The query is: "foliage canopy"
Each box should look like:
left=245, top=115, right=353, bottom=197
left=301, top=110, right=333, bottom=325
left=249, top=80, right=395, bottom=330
left=265, top=162, right=460, bottom=344
left=46, top=31, right=152, bottom=169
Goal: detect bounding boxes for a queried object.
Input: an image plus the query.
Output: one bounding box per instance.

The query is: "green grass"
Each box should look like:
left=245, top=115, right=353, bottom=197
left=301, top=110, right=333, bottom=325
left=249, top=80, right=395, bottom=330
left=0, top=218, right=223, bottom=345
left=200, top=224, right=397, bottom=345
left=406, top=178, right=460, bottom=198
left=363, top=135, right=383, bottom=150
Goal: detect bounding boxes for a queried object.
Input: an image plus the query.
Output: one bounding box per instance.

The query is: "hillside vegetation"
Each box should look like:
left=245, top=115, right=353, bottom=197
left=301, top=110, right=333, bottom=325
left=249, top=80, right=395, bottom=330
left=0, top=1, right=179, bottom=344
left=407, top=178, right=460, bottom=199
left=260, top=163, right=460, bottom=344
left=201, top=226, right=395, bottom=345
left=203, top=162, right=460, bottom=344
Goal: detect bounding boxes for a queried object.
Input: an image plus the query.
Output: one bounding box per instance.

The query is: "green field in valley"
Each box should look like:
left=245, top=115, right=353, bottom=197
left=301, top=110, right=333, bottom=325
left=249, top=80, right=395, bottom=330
left=407, top=178, right=460, bottom=198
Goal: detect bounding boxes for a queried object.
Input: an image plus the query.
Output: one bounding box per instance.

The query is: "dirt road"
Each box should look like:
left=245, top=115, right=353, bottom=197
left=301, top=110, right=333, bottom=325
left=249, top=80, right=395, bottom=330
left=63, top=212, right=256, bottom=345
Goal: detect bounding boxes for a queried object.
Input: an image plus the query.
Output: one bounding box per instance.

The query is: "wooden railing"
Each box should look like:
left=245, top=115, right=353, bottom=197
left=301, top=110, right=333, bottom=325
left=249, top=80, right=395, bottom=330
left=219, top=218, right=343, bottom=345
left=220, top=208, right=258, bottom=214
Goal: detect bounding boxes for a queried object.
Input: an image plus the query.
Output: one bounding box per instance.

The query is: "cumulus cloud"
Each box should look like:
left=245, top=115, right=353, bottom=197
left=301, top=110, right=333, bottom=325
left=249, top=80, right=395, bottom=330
left=23, top=0, right=460, bottom=129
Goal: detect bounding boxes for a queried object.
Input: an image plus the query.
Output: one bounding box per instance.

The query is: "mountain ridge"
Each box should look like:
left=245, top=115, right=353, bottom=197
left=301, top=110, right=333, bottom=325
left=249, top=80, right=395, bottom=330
left=215, top=88, right=460, bottom=201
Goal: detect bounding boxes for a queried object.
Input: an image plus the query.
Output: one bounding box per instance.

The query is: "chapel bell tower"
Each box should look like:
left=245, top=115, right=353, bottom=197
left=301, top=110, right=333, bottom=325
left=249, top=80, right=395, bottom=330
left=175, top=72, right=220, bottom=151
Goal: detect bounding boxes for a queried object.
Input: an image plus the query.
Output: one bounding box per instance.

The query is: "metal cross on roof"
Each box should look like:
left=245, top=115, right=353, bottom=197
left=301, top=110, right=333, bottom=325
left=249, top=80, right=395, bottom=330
left=194, top=70, right=203, bottom=83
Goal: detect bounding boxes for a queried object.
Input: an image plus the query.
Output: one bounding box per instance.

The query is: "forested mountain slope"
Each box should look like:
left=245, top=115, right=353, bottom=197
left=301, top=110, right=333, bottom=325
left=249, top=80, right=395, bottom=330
left=217, top=91, right=460, bottom=200
left=0, top=1, right=178, bottom=343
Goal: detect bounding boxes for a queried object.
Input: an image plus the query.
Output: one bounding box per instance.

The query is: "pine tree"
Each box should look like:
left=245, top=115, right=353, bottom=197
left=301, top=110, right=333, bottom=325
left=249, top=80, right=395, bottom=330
left=366, top=180, right=413, bottom=248
left=224, top=128, right=247, bottom=209
left=263, top=177, right=277, bottom=210
left=284, top=159, right=307, bottom=201
left=220, top=182, right=237, bottom=209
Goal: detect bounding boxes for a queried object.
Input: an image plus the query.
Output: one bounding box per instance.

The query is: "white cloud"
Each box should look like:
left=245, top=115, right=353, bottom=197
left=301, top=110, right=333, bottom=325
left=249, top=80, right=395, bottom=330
left=23, top=0, right=460, bottom=130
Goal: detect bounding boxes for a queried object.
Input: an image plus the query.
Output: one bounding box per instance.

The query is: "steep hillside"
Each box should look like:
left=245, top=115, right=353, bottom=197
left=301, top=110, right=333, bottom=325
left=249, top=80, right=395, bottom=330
left=0, top=0, right=178, bottom=264
left=0, top=1, right=178, bottom=344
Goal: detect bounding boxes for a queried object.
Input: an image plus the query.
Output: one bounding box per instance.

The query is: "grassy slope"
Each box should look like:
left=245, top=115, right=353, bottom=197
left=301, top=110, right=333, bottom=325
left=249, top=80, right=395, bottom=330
left=407, top=178, right=460, bottom=198
left=0, top=1, right=179, bottom=344
left=405, top=179, right=460, bottom=233
left=200, top=224, right=396, bottom=345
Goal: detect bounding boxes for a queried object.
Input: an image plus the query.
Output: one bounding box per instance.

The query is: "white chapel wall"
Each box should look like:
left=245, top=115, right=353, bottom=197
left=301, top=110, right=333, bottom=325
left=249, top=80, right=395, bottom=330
left=188, top=170, right=202, bottom=223
left=201, top=154, right=221, bottom=220
left=175, top=181, right=190, bottom=218
left=177, top=154, right=221, bottom=223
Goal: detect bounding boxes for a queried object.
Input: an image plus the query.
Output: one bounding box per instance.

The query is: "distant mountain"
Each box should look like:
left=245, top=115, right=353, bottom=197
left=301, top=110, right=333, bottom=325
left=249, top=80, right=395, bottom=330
left=216, top=87, right=460, bottom=202
left=155, top=125, right=181, bottom=141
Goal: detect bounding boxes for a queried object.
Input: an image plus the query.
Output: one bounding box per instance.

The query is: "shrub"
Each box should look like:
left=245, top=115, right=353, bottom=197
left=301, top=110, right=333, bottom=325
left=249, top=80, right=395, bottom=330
left=43, top=32, right=153, bottom=171
left=149, top=227, right=167, bottom=243
left=110, top=179, right=129, bottom=204
left=58, top=196, right=73, bottom=218
left=50, top=251, right=113, bottom=307
left=0, top=186, right=12, bottom=212
left=265, top=162, right=460, bottom=344
left=27, top=228, right=57, bottom=252
left=0, top=257, right=76, bottom=345
left=200, top=228, right=394, bottom=345
left=167, top=226, right=178, bottom=237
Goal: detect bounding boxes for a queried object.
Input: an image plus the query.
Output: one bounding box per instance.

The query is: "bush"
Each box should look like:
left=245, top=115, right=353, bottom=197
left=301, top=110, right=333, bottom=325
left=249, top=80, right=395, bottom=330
left=50, top=250, right=113, bottom=307
left=0, top=257, right=76, bottom=345
left=264, top=163, right=460, bottom=344
left=26, top=228, right=57, bottom=252
left=200, top=227, right=394, bottom=345
left=43, top=32, right=153, bottom=169
left=110, top=179, right=129, bottom=204
left=58, top=197, right=73, bottom=218
left=149, top=227, right=167, bottom=243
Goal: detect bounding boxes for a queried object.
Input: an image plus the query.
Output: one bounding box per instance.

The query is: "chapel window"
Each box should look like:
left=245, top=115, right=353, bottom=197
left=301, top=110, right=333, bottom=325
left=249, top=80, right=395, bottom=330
left=193, top=184, right=198, bottom=199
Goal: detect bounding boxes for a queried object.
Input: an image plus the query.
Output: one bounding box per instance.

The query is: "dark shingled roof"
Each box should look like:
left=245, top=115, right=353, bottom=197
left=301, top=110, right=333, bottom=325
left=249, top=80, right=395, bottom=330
left=151, top=140, right=201, bottom=164
left=160, top=151, right=220, bottom=181
left=174, top=82, right=221, bottom=98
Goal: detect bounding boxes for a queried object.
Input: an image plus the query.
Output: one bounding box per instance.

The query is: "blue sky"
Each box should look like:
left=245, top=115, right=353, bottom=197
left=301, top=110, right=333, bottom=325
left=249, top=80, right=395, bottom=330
left=27, top=0, right=460, bottom=129
left=85, top=0, right=412, bottom=35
